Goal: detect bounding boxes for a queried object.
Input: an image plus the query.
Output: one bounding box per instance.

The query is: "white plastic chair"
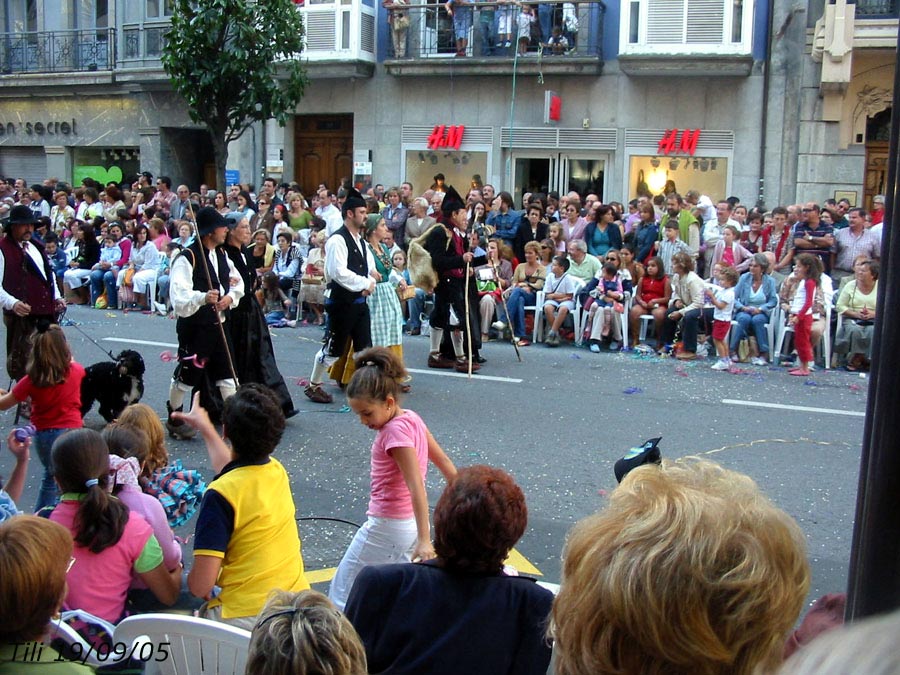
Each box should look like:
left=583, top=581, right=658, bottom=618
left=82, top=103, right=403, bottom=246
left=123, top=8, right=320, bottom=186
left=47, top=610, right=116, bottom=668
left=575, top=290, right=631, bottom=347
left=773, top=303, right=832, bottom=368
left=534, top=279, right=584, bottom=343
left=113, top=613, right=251, bottom=675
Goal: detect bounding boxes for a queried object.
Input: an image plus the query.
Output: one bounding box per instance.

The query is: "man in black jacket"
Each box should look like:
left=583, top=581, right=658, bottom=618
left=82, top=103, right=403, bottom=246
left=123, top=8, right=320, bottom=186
left=422, top=185, right=487, bottom=373
left=304, top=187, right=376, bottom=404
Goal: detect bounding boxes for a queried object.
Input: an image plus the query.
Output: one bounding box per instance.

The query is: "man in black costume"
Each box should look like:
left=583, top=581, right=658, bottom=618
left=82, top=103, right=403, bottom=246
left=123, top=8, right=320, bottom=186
left=165, top=207, right=243, bottom=438
left=422, top=185, right=487, bottom=373
left=305, top=187, right=376, bottom=404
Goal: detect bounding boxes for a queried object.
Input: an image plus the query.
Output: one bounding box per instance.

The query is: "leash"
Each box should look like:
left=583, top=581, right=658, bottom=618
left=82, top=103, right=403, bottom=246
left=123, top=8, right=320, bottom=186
left=58, top=307, right=117, bottom=361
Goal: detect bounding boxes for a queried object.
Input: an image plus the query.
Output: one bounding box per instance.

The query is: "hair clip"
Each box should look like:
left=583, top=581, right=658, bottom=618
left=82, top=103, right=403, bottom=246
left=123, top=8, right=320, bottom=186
left=85, top=478, right=99, bottom=488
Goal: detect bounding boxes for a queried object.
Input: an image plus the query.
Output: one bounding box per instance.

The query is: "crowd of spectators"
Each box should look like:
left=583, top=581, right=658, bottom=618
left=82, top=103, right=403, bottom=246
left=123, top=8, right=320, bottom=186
left=0, top=171, right=890, bottom=673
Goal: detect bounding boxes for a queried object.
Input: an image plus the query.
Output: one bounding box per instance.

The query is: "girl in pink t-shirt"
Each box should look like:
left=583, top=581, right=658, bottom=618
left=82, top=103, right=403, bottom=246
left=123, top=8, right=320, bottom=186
left=329, top=347, right=457, bottom=611
left=49, top=428, right=181, bottom=626
left=0, top=324, right=84, bottom=512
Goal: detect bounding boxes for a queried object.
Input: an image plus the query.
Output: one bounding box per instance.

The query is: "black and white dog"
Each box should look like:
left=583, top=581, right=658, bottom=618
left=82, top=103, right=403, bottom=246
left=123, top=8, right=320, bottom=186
left=80, top=350, right=146, bottom=423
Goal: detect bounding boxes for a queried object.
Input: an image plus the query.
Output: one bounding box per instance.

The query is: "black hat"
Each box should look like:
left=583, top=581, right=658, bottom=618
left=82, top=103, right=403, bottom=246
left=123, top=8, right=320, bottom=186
left=195, top=206, right=227, bottom=236
left=614, top=437, right=663, bottom=483
left=341, top=186, right=366, bottom=217
left=7, top=204, right=36, bottom=226
left=440, top=185, right=466, bottom=217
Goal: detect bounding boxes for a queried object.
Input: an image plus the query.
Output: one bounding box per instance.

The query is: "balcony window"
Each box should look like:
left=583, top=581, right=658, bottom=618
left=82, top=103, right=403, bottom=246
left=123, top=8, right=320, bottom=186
left=619, top=0, right=754, bottom=55
left=1, top=0, right=36, bottom=32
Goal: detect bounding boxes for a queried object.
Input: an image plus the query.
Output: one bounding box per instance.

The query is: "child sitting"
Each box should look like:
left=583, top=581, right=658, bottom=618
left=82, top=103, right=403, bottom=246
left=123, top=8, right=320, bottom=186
left=43, top=231, right=68, bottom=295
left=542, top=255, right=579, bottom=347
left=706, top=265, right=739, bottom=370
left=543, top=25, right=569, bottom=54
left=586, top=262, right=625, bottom=352
left=174, top=385, right=311, bottom=629
left=261, top=272, right=296, bottom=327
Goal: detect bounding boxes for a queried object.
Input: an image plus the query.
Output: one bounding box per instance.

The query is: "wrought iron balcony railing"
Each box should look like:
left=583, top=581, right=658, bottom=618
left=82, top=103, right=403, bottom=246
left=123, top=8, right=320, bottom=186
left=854, top=0, right=899, bottom=17
left=382, top=0, right=603, bottom=60
left=0, top=28, right=115, bottom=74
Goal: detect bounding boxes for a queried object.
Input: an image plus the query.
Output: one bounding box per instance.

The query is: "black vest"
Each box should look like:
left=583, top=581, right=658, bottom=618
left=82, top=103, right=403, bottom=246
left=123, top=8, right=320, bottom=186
left=327, top=225, right=369, bottom=304
left=177, top=240, right=232, bottom=327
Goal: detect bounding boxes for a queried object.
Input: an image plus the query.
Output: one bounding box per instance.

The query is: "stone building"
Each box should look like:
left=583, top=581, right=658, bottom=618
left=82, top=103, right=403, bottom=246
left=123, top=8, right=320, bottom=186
left=0, top=0, right=894, bottom=211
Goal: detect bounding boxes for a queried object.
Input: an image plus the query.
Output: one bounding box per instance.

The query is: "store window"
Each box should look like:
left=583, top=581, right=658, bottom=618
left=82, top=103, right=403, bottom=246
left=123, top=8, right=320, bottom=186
left=72, top=147, right=140, bottom=188
left=512, top=154, right=606, bottom=207
left=627, top=155, right=728, bottom=201
left=404, top=150, right=488, bottom=197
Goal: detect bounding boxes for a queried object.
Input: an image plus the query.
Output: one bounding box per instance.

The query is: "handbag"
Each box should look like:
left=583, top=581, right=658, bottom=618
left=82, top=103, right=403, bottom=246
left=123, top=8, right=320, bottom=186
left=301, top=275, right=323, bottom=285
left=397, top=285, right=417, bottom=301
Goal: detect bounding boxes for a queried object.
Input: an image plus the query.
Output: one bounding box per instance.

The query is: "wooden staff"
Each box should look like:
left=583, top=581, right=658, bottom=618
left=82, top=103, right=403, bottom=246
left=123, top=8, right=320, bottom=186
left=186, top=201, right=239, bottom=385
left=491, top=257, right=522, bottom=362
left=465, top=260, right=473, bottom=378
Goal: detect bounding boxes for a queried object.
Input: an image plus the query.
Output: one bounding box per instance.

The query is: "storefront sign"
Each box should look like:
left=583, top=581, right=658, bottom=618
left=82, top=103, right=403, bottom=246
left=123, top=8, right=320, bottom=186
left=427, top=125, right=465, bottom=151
left=657, top=128, right=700, bottom=156
left=544, top=91, right=562, bottom=124
left=0, top=119, right=77, bottom=137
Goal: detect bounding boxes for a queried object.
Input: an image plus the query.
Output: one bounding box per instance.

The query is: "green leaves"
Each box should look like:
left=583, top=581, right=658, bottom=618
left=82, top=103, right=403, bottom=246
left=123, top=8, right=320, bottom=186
left=162, top=0, right=309, bottom=185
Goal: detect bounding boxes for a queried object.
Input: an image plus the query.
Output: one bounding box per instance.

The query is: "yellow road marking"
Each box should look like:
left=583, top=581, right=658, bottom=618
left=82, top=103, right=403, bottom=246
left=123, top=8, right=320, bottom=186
left=305, top=548, right=542, bottom=584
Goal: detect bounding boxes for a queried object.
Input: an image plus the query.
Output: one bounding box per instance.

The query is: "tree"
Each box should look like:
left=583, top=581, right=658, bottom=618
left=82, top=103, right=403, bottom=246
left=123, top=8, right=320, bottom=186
left=161, top=0, right=308, bottom=190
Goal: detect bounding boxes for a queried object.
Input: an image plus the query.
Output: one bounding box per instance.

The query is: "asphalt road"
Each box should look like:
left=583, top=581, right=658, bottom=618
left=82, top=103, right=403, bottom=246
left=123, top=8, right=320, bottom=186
left=3, top=304, right=868, bottom=606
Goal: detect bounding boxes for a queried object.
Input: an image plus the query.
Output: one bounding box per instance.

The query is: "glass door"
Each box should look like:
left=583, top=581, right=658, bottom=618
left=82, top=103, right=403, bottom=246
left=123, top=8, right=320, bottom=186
left=559, top=155, right=606, bottom=202
left=511, top=153, right=607, bottom=206
left=512, top=155, right=557, bottom=207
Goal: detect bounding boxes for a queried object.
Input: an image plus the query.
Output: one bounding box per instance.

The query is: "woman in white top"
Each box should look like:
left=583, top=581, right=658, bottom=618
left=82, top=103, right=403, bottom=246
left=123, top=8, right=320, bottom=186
left=118, top=223, right=160, bottom=311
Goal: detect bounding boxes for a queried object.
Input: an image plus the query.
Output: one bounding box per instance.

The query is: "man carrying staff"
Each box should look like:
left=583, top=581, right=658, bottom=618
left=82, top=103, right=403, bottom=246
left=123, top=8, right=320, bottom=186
left=166, top=207, right=244, bottom=438
left=0, top=205, right=65, bottom=381
left=305, top=187, right=376, bottom=404
left=422, top=185, right=487, bottom=373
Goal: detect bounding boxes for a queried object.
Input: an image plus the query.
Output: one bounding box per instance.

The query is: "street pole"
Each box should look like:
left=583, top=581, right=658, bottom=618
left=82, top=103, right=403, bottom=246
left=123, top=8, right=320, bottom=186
left=845, top=45, right=900, bottom=620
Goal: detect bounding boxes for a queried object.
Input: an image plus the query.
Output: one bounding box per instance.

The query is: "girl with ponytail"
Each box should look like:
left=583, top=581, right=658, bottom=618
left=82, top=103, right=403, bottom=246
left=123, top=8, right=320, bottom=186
left=328, top=347, right=457, bottom=611
left=0, top=323, right=85, bottom=511
left=48, top=428, right=180, bottom=624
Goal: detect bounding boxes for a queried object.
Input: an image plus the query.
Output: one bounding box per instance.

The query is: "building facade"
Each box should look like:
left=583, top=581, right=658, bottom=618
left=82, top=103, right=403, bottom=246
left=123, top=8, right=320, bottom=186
left=0, top=0, right=895, bottom=212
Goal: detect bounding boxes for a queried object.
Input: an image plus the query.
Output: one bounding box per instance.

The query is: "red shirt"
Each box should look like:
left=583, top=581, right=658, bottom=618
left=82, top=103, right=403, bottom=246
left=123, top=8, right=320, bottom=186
left=12, top=361, right=85, bottom=430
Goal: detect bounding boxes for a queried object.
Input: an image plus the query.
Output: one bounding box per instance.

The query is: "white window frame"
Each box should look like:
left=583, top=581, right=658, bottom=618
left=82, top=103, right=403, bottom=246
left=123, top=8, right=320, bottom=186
left=619, top=0, right=755, bottom=56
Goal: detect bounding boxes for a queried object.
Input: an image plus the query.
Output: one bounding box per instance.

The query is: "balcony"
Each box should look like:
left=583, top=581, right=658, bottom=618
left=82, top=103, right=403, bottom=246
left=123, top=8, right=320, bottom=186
left=296, top=0, right=377, bottom=78
left=0, top=29, right=115, bottom=75
left=855, top=0, right=899, bottom=17
left=383, top=0, right=604, bottom=78
left=618, top=0, right=755, bottom=76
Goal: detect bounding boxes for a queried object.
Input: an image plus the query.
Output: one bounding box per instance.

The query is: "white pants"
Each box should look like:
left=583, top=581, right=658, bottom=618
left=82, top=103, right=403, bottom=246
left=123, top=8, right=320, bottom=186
left=132, top=268, right=156, bottom=294
left=328, top=515, right=417, bottom=611
left=63, top=268, right=91, bottom=289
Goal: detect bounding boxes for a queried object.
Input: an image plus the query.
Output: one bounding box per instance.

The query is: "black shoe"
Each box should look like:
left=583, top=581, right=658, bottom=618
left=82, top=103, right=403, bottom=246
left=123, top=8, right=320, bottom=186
left=284, top=408, right=299, bottom=419
left=409, top=327, right=421, bottom=336
left=475, top=355, right=487, bottom=364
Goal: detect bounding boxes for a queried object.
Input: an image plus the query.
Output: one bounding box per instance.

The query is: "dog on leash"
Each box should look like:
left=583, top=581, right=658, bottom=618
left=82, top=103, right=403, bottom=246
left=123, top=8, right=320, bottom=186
left=80, top=350, right=146, bottom=423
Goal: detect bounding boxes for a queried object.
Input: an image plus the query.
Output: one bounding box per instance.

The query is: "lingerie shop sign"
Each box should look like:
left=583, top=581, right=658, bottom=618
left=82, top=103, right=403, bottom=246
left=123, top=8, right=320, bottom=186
left=0, top=119, right=78, bottom=137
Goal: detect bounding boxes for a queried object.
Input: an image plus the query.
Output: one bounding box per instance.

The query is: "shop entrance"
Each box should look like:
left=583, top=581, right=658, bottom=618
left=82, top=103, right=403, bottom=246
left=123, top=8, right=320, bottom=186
left=294, top=114, right=353, bottom=195
left=864, top=108, right=890, bottom=211
left=512, top=153, right=606, bottom=207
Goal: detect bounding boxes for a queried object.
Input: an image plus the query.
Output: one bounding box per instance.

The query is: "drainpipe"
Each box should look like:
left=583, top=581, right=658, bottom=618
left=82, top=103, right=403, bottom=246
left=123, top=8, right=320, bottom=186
left=758, top=0, right=775, bottom=209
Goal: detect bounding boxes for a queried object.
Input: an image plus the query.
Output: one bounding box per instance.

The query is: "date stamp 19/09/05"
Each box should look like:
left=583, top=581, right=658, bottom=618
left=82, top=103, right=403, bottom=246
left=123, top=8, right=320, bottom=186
left=10, top=639, right=172, bottom=665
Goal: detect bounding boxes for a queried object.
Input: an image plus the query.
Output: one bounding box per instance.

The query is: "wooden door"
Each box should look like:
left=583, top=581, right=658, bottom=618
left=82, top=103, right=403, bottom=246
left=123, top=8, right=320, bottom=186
left=294, top=115, right=354, bottom=195
left=864, top=141, right=888, bottom=212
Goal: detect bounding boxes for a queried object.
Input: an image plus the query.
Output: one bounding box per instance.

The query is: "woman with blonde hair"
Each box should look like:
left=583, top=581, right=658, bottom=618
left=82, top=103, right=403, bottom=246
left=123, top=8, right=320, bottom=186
left=247, top=590, right=367, bottom=675
left=552, top=458, right=810, bottom=675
